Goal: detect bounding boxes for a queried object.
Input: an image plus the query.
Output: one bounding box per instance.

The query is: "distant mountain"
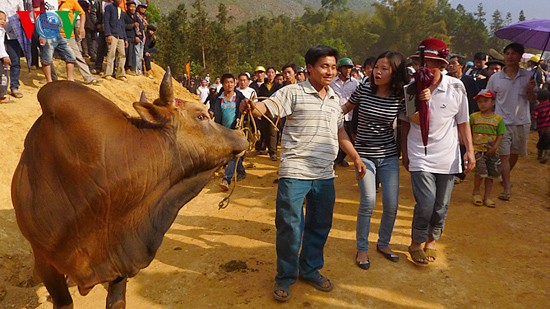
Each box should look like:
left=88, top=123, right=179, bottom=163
left=150, top=0, right=375, bottom=22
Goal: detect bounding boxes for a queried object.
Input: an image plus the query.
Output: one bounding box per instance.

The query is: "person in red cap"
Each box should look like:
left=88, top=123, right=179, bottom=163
left=470, top=89, right=506, bottom=208
left=402, top=38, right=475, bottom=264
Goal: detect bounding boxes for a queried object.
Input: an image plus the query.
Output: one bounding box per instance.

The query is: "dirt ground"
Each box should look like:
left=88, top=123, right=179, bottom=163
left=1, top=62, right=549, bottom=308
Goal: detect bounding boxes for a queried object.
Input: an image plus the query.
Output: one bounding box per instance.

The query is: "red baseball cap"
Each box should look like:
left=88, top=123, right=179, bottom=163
left=474, top=89, right=496, bottom=100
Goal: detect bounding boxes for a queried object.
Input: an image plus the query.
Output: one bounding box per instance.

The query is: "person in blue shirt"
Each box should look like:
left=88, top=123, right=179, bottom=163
left=209, top=73, right=247, bottom=191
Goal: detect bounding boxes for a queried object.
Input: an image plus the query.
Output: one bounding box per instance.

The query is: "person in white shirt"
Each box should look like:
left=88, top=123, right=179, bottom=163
left=0, top=0, right=25, bottom=98
left=196, top=79, right=210, bottom=103
left=0, top=10, right=13, bottom=103
left=236, top=73, right=257, bottom=102
left=330, top=57, right=359, bottom=167
left=402, top=38, right=475, bottom=265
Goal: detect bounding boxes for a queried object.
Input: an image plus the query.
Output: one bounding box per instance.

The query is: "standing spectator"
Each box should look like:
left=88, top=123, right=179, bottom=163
left=249, top=66, right=265, bottom=91
left=240, top=45, right=366, bottom=302
left=236, top=73, right=257, bottom=101
left=476, top=59, right=504, bottom=90
left=470, top=89, right=506, bottom=208
left=213, top=76, right=222, bottom=92
left=0, top=10, right=13, bottom=103
left=331, top=57, right=359, bottom=167
left=92, top=0, right=111, bottom=75
left=257, top=66, right=282, bottom=160
left=103, top=0, right=127, bottom=81
left=142, top=23, right=155, bottom=78
left=486, top=43, right=537, bottom=201
left=339, top=51, right=408, bottom=269
left=0, top=0, right=25, bottom=98
left=209, top=73, right=247, bottom=191
left=123, top=1, right=138, bottom=75
left=58, top=0, right=101, bottom=85
left=447, top=54, right=479, bottom=114
left=465, top=52, right=488, bottom=80
left=532, top=88, right=550, bottom=163
left=196, top=79, right=209, bottom=103
left=281, top=63, right=298, bottom=86
left=361, top=56, right=376, bottom=83
left=133, top=1, right=145, bottom=74
left=402, top=38, right=475, bottom=265
left=186, top=78, right=197, bottom=94
left=78, top=0, right=97, bottom=60
left=33, top=0, right=77, bottom=83
left=296, top=67, right=306, bottom=82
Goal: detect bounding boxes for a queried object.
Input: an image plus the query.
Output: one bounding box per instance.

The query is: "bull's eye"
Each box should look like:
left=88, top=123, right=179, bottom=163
left=197, top=115, right=206, bottom=120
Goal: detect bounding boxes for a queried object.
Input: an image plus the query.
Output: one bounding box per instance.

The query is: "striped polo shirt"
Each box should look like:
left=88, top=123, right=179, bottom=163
left=264, top=80, right=343, bottom=180
left=349, top=83, right=405, bottom=158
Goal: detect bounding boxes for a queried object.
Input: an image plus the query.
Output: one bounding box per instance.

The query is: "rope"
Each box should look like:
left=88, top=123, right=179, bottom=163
left=218, top=97, right=282, bottom=210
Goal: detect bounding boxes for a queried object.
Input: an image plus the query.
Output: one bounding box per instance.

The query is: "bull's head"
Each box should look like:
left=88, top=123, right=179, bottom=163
left=132, top=68, right=248, bottom=174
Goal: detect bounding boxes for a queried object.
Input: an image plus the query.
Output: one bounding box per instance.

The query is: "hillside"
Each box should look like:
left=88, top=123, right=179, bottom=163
left=150, top=0, right=376, bottom=21
left=0, top=60, right=549, bottom=308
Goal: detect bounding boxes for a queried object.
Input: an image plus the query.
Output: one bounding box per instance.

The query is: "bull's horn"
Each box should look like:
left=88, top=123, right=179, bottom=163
left=139, top=91, right=149, bottom=103
left=158, top=67, right=175, bottom=106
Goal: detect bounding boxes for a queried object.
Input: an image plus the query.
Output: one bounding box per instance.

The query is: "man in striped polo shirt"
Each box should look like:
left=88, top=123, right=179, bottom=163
left=241, top=45, right=366, bottom=302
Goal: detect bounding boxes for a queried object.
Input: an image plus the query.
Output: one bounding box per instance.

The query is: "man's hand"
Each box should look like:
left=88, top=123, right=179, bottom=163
left=2, top=57, right=11, bottom=66
left=79, top=27, right=85, bottom=39
left=353, top=157, right=367, bottom=180
left=106, top=35, right=113, bottom=45
left=463, top=150, right=476, bottom=174
left=239, top=98, right=254, bottom=114
left=486, top=146, right=497, bottom=157
left=39, top=37, right=47, bottom=46
left=418, top=88, right=432, bottom=101
left=124, top=41, right=128, bottom=48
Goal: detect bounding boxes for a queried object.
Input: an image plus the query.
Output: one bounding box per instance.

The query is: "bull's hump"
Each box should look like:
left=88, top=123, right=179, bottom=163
left=38, top=81, right=127, bottom=122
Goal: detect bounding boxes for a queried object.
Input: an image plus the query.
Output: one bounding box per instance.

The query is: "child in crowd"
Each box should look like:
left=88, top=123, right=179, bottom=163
left=209, top=73, right=247, bottom=191
left=470, top=89, right=506, bottom=208
left=0, top=10, right=12, bottom=103
left=532, top=88, right=550, bottom=164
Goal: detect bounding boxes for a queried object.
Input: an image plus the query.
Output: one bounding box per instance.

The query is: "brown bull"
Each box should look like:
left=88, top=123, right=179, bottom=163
left=11, top=69, right=248, bottom=308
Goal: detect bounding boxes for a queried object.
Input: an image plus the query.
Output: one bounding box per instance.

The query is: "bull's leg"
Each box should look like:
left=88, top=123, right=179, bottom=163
left=106, top=276, right=127, bottom=309
left=34, top=254, right=73, bottom=309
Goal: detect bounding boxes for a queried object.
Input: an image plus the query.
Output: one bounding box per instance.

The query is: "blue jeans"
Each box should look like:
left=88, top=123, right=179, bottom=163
left=40, top=34, right=76, bottom=65
left=6, top=39, right=22, bottom=91
left=410, top=172, right=455, bottom=244
left=356, top=156, right=399, bottom=252
left=223, top=158, right=245, bottom=184
left=275, top=178, right=335, bottom=287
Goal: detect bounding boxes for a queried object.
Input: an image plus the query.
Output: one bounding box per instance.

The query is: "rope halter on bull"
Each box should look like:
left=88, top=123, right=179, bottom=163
left=218, top=97, right=281, bottom=210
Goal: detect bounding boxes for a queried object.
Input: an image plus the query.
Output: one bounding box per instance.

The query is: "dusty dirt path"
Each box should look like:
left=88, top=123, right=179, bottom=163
left=0, top=63, right=549, bottom=308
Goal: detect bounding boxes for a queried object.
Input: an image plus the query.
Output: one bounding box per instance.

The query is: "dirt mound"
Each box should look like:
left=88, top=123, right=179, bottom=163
left=0, top=60, right=549, bottom=308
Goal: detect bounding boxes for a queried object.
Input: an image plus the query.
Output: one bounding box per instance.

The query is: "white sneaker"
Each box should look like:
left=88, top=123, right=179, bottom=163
left=219, top=179, right=229, bottom=191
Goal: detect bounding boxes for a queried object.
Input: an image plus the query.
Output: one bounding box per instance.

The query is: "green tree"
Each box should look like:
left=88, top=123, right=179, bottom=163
left=156, top=3, right=190, bottom=76
left=519, top=10, right=526, bottom=21
left=474, top=2, right=485, bottom=24
left=489, top=10, right=506, bottom=51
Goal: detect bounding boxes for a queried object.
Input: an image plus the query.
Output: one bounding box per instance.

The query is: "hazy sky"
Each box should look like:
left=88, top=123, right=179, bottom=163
left=450, top=0, right=550, bottom=21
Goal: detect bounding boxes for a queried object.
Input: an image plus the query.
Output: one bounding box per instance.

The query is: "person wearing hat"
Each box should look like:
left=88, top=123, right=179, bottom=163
left=402, top=38, right=475, bottom=265
left=250, top=66, right=266, bottom=92
left=331, top=57, right=359, bottom=167
left=296, top=67, right=306, bottom=82
left=470, top=89, right=506, bottom=208
left=486, top=42, right=537, bottom=201
left=476, top=59, right=504, bottom=90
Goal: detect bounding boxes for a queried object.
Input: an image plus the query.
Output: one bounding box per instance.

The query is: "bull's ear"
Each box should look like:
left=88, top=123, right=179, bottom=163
left=133, top=102, right=169, bottom=126
left=157, top=67, right=175, bottom=106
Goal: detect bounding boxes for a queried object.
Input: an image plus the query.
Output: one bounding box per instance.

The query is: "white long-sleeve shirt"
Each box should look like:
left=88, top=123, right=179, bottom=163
left=0, top=0, right=25, bottom=40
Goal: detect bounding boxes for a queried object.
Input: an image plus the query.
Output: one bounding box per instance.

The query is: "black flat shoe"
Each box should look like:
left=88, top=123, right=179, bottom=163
left=355, top=252, right=370, bottom=270
left=377, top=246, right=399, bottom=262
